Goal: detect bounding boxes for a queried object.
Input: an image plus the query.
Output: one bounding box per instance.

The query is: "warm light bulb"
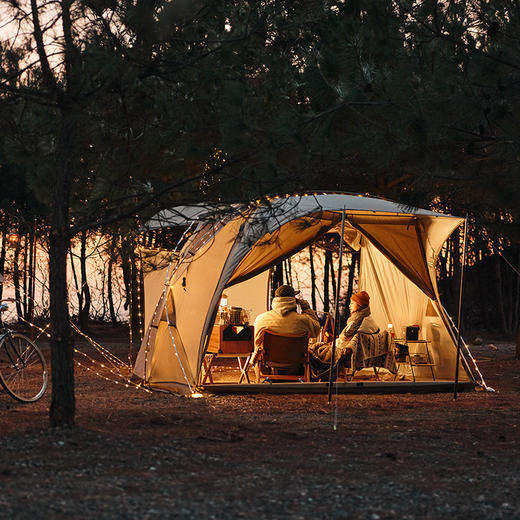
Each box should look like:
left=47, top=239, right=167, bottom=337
left=7, top=230, right=20, bottom=243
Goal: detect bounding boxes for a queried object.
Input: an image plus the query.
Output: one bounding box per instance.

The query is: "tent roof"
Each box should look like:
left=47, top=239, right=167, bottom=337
left=144, top=193, right=460, bottom=231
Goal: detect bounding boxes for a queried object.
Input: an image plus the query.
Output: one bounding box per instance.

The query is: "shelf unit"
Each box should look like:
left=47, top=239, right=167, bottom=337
left=394, top=339, right=436, bottom=382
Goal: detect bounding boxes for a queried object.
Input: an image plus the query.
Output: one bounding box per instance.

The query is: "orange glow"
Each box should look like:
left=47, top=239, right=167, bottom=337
left=7, top=231, right=20, bottom=244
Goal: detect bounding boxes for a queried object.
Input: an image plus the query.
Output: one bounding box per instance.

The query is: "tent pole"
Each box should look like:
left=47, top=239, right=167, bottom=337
left=454, top=215, right=468, bottom=400
left=328, top=210, right=346, bottom=403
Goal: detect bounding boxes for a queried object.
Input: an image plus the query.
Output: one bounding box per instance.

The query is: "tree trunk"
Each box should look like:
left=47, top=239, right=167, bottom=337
left=121, top=235, right=140, bottom=340
left=283, top=259, right=290, bottom=286
left=121, top=237, right=131, bottom=313
left=107, top=236, right=119, bottom=326
left=49, top=111, right=76, bottom=428
left=23, top=233, right=28, bottom=318
left=69, top=245, right=82, bottom=314
left=270, top=262, right=283, bottom=301
left=309, top=244, right=316, bottom=311
left=78, top=229, right=91, bottom=331
left=27, top=222, right=36, bottom=324
left=323, top=249, right=331, bottom=314
left=513, top=249, right=520, bottom=344
left=0, top=215, right=6, bottom=327
left=49, top=227, right=74, bottom=427
left=344, top=251, right=359, bottom=327
left=502, top=250, right=513, bottom=334
left=495, top=255, right=507, bottom=333
left=13, top=234, right=23, bottom=321
left=477, top=255, right=490, bottom=330
left=330, top=251, right=336, bottom=304
left=451, top=231, right=461, bottom=305
left=0, top=214, right=7, bottom=302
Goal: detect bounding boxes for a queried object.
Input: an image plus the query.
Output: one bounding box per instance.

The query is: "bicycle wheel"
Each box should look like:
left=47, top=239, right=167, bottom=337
left=0, top=333, right=48, bottom=402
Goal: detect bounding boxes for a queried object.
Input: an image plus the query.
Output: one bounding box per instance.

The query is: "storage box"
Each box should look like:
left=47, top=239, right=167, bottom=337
left=395, top=342, right=409, bottom=362
left=405, top=326, right=420, bottom=341
left=207, top=324, right=254, bottom=354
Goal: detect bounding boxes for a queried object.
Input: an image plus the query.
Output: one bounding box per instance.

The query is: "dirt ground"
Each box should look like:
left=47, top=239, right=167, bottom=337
left=1, top=326, right=519, bottom=520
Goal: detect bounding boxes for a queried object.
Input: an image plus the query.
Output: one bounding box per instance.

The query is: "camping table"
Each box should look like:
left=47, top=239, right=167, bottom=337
left=394, top=339, right=435, bottom=382
left=201, top=324, right=254, bottom=384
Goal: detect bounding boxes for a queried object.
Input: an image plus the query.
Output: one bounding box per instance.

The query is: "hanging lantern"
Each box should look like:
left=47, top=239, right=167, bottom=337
left=6, top=229, right=20, bottom=244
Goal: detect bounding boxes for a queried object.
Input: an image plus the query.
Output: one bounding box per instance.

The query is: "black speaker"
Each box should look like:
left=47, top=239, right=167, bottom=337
left=405, top=326, right=419, bottom=341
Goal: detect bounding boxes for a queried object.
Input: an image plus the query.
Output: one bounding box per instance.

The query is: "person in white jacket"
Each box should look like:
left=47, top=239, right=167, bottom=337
left=252, top=284, right=320, bottom=362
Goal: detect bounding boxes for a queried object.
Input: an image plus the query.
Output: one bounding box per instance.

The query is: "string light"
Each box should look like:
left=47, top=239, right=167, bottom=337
left=75, top=357, right=152, bottom=393
left=137, top=254, right=144, bottom=341
left=6, top=292, right=152, bottom=394
left=161, top=225, right=198, bottom=392
left=128, top=253, right=134, bottom=369
left=70, top=322, right=127, bottom=370
left=69, top=322, right=152, bottom=392
left=18, top=314, right=51, bottom=340
left=142, top=222, right=196, bottom=389
left=7, top=229, right=20, bottom=244
left=442, top=307, right=494, bottom=392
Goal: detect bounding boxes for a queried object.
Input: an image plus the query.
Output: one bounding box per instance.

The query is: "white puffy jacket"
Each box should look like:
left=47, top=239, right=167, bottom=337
left=253, top=296, right=321, bottom=351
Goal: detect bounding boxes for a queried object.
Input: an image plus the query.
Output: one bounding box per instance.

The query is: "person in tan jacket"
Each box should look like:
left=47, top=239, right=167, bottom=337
left=252, top=284, right=321, bottom=362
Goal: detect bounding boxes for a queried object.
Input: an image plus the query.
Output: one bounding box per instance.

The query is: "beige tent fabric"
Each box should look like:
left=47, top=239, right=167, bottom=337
left=134, top=286, right=191, bottom=385
left=224, top=270, right=270, bottom=323
left=135, top=216, right=246, bottom=389
left=143, top=267, right=169, bottom=331
left=348, top=214, right=463, bottom=299
left=228, top=212, right=340, bottom=286
left=146, top=322, right=192, bottom=392
left=360, top=240, right=469, bottom=381
left=134, top=194, right=472, bottom=392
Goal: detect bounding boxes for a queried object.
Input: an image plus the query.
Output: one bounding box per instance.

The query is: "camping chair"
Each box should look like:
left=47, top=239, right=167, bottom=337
left=342, top=330, right=395, bottom=382
left=255, top=331, right=310, bottom=383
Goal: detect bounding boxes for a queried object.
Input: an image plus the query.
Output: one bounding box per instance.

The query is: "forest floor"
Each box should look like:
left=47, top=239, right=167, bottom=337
left=1, top=325, right=519, bottom=519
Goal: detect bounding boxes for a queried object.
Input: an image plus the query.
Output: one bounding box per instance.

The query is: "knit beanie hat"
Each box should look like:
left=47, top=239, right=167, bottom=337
left=351, top=291, right=370, bottom=308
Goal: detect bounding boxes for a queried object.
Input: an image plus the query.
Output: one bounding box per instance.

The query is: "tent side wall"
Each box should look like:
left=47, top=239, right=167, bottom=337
left=134, top=216, right=247, bottom=393
left=360, top=240, right=470, bottom=381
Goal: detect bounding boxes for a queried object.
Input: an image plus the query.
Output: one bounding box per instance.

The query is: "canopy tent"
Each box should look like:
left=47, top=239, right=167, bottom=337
left=134, top=193, right=477, bottom=394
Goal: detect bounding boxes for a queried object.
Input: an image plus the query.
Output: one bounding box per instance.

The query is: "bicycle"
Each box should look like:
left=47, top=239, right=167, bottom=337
left=0, top=300, right=48, bottom=402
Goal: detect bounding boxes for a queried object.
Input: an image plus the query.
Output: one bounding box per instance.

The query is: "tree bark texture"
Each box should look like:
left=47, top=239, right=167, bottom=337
left=0, top=215, right=7, bottom=302
left=495, top=255, right=508, bottom=333
left=344, top=251, right=359, bottom=328
left=49, top=110, right=76, bottom=428
left=270, top=263, right=283, bottom=301
left=23, top=235, right=28, bottom=318
left=28, top=223, right=36, bottom=324
left=107, top=238, right=118, bottom=326
left=309, top=244, right=316, bottom=311
left=78, top=230, right=91, bottom=331
left=13, top=236, right=22, bottom=321
left=323, top=249, right=331, bottom=314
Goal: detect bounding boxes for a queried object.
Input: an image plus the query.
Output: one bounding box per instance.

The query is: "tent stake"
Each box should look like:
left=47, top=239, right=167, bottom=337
left=328, top=210, right=346, bottom=403
left=454, top=215, right=468, bottom=400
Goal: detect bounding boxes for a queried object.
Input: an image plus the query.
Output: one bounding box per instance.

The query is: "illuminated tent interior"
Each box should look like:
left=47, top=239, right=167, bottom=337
left=134, top=193, right=482, bottom=394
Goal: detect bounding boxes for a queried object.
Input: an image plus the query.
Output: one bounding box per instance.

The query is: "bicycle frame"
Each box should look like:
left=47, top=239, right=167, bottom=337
left=0, top=329, right=29, bottom=371
left=0, top=299, right=48, bottom=402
